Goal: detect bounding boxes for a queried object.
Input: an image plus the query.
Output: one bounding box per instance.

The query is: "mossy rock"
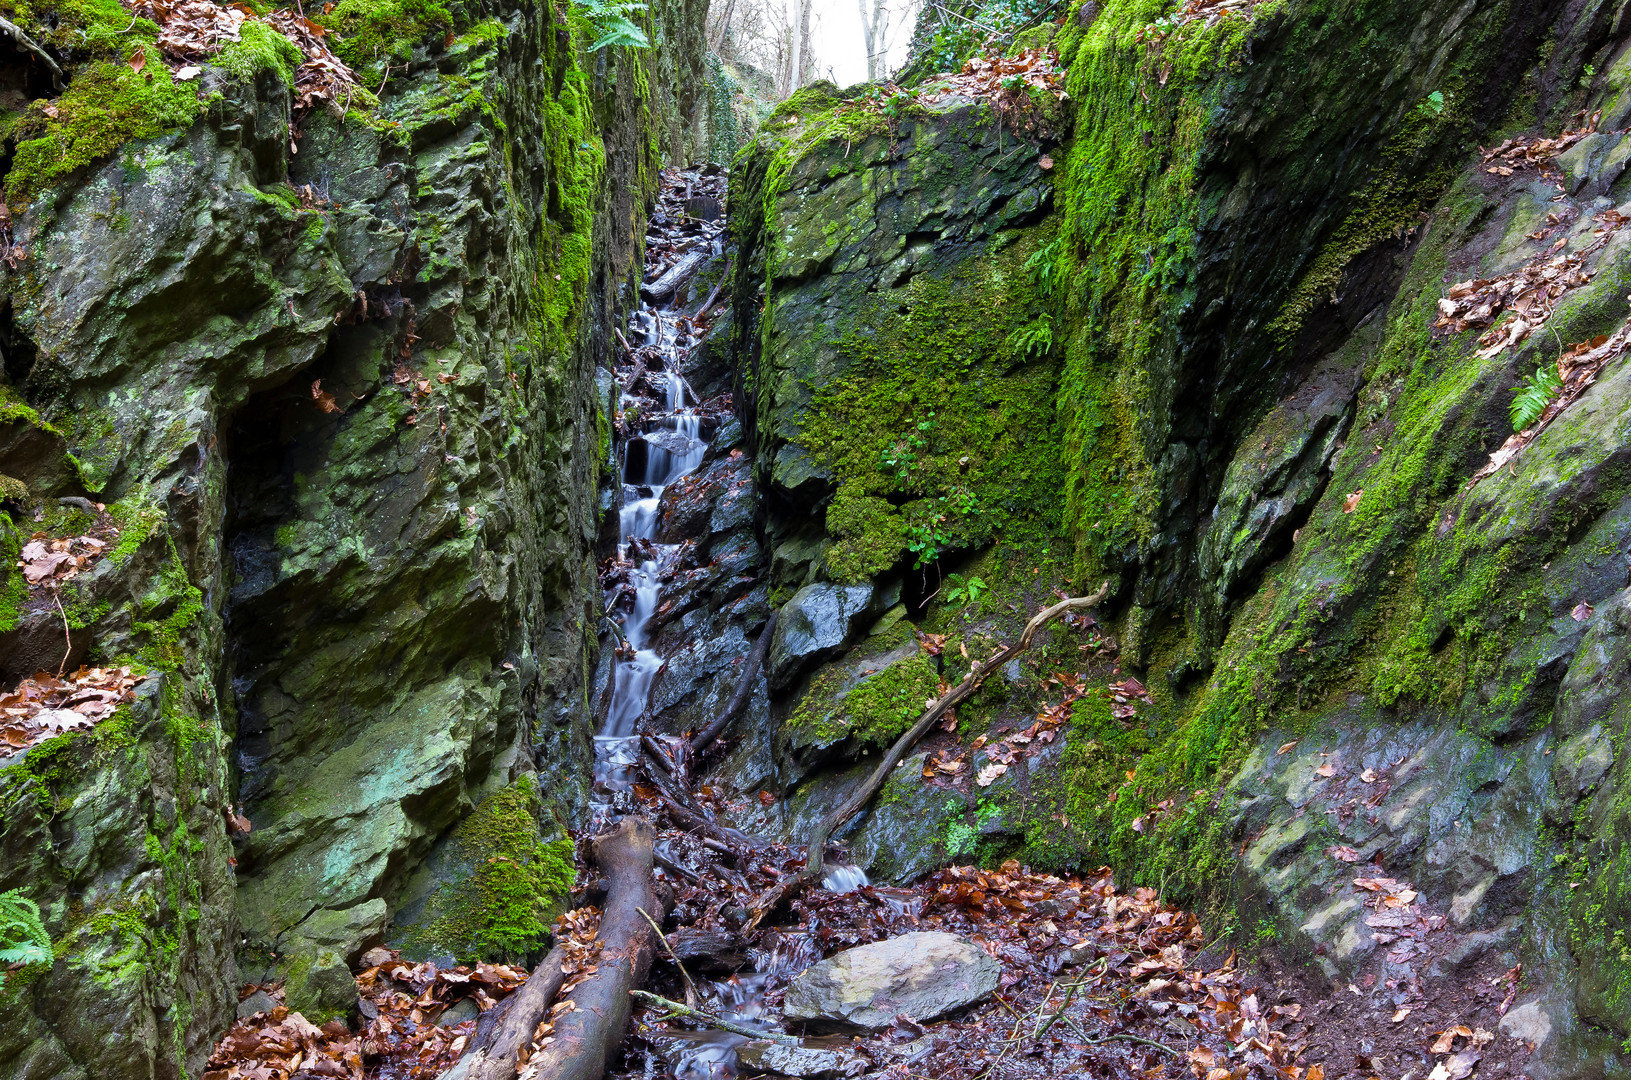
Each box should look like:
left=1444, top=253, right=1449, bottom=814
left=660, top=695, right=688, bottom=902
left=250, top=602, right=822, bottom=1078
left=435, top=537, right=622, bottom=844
left=389, top=774, right=574, bottom=965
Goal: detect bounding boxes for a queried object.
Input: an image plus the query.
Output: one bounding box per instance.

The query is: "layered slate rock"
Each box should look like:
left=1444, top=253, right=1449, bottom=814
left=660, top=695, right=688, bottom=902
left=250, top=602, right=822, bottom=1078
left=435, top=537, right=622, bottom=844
left=0, top=0, right=708, bottom=1066
left=783, top=931, right=1000, bottom=1031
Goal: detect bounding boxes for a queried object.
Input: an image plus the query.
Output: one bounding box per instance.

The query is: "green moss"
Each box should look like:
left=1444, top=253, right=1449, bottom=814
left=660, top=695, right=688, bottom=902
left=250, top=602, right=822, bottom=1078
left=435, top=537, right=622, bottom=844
left=403, top=775, right=574, bottom=964
left=793, top=237, right=1067, bottom=571
left=825, top=485, right=905, bottom=582
left=215, top=21, right=304, bottom=85
left=0, top=512, right=23, bottom=634
left=6, top=58, right=208, bottom=203
left=320, top=0, right=455, bottom=84
left=788, top=651, right=940, bottom=752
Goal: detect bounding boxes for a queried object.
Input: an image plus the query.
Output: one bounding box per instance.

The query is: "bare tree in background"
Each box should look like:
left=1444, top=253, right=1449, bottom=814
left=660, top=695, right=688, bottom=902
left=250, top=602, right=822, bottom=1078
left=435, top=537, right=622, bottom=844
left=859, top=0, right=919, bottom=81
left=707, top=0, right=822, bottom=99
left=786, top=0, right=813, bottom=94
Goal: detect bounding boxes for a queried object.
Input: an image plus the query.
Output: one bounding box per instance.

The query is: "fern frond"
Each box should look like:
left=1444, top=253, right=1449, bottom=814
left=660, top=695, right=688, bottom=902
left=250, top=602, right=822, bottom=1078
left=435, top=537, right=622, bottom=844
left=1509, top=363, right=1562, bottom=431
left=0, top=889, right=52, bottom=979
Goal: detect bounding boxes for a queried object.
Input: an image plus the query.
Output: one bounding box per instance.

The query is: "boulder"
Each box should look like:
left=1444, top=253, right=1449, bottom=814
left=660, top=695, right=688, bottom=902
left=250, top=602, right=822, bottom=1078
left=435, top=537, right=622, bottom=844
left=738, top=1040, right=849, bottom=1077
left=782, top=931, right=999, bottom=1031
left=768, top=582, right=878, bottom=689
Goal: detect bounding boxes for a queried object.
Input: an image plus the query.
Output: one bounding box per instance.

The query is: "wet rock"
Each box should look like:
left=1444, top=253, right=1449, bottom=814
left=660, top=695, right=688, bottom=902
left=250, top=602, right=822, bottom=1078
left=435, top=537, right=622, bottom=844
left=236, top=990, right=278, bottom=1020
left=666, top=927, right=747, bottom=972
left=782, top=931, right=1000, bottom=1031
left=738, top=1040, right=848, bottom=1077
left=768, top=583, right=879, bottom=689
left=437, top=998, right=480, bottom=1027
left=1554, top=723, right=1614, bottom=798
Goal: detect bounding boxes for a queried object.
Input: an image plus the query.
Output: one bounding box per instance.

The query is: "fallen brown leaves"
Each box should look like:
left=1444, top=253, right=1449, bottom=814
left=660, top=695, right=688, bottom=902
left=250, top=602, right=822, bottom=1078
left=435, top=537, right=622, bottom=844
left=0, top=667, right=147, bottom=753
left=1481, top=112, right=1603, bottom=175
left=1434, top=208, right=1628, bottom=358
left=1469, top=304, right=1631, bottom=487
left=920, top=48, right=1067, bottom=137
left=131, top=0, right=364, bottom=112
left=968, top=671, right=1079, bottom=787
left=207, top=949, right=531, bottom=1080
left=18, top=531, right=107, bottom=585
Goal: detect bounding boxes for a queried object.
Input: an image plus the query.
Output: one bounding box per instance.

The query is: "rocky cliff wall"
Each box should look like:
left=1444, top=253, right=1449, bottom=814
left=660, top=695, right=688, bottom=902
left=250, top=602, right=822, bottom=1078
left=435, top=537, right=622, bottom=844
left=0, top=0, right=706, bottom=1073
left=717, top=1, right=1631, bottom=1073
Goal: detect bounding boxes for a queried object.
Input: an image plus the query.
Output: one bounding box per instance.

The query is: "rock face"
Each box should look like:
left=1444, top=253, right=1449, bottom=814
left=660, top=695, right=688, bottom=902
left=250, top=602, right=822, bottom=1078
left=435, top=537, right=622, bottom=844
left=707, top=2, right=1631, bottom=1075
left=0, top=0, right=708, bottom=1070
left=783, top=931, right=1000, bottom=1031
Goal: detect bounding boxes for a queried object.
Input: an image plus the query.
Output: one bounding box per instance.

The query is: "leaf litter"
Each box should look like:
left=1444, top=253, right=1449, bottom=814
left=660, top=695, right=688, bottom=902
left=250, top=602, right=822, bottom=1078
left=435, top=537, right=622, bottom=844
left=0, top=667, right=148, bottom=753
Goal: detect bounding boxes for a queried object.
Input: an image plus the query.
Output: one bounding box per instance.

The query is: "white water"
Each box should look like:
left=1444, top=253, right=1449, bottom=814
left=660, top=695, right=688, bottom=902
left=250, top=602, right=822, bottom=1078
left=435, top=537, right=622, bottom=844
left=591, top=310, right=711, bottom=830
left=596, top=172, right=872, bottom=1080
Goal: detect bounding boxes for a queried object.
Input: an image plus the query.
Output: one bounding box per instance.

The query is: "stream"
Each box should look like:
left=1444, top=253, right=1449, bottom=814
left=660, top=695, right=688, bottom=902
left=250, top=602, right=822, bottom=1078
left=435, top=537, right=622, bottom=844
left=590, top=168, right=877, bottom=1080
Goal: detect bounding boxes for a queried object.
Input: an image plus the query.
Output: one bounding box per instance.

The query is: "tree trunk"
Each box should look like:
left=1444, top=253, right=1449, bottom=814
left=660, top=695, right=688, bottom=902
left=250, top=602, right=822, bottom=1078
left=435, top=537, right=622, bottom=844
left=524, top=817, right=660, bottom=1080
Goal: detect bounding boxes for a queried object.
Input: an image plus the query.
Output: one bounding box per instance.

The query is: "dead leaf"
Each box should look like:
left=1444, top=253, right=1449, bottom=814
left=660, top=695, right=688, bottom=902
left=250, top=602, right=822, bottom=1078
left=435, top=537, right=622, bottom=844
left=1328, top=845, right=1360, bottom=863
left=129, top=48, right=147, bottom=73
left=975, top=762, right=1007, bottom=787
left=1343, top=489, right=1363, bottom=513
left=1572, top=601, right=1594, bottom=621
left=1314, top=762, right=1336, bottom=778
left=1276, top=740, right=1298, bottom=755
left=1360, top=768, right=1378, bottom=783
left=312, top=380, right=342, bottom=414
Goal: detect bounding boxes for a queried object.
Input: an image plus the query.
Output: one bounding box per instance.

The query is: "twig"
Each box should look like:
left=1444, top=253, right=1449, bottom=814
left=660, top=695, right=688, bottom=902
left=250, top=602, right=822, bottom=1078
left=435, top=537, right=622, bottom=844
left=745, top=583, right=1110, bottom=928
left=1059, top=1016, right=1180, bottom=1057
left=1031, top=979, right=1077, bottom=1043
left=637, top=907, right=698, bottom=1006
left=631, top=990, right=801, bottom=1045
left=52, top=589, right=70, bottom=676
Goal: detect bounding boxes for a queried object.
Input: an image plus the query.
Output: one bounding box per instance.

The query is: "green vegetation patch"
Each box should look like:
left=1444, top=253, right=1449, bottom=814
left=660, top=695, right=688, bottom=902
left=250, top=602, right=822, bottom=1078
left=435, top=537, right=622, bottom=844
left=7, top=58, right=207, bottom=203
left=787, top=650, right=941, bottom=753
left=215, top=21, right=305, bottom=85
left=402, top=775, right=575, bottom=964
left=797, top=240, right=1067, bottom=580
left=320, top=0, right=455, bottom=84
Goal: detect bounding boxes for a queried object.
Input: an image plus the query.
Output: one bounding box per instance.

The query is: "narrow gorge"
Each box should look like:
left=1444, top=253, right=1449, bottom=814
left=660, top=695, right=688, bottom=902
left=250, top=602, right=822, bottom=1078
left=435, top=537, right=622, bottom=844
left=8, top=1, right=1631, bottom=1079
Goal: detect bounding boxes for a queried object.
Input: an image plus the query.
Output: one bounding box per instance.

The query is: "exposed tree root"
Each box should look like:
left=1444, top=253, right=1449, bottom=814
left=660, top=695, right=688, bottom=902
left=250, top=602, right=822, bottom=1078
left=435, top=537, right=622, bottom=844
left=688, top=609, right=779, bottom=758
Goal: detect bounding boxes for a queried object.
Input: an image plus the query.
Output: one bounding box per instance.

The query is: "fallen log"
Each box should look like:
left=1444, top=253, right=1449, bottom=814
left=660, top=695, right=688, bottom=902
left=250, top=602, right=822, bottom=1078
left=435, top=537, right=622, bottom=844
left=745, top=584, right=1110, bottom=930
left=688, top=609, right=779, bottom=758
left=444, top=944, right=569, bottom=1080
left=640, top=249, right=709, bottom=303
left=523, top=816, right=661, bottom=1080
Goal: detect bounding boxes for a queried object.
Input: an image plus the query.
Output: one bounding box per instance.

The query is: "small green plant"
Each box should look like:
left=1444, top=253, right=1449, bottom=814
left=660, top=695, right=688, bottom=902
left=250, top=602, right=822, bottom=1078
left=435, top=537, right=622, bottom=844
left=1006, top=314, right=1055, bottom=359
left=1417, top=90, right=1447, bottom=117
left=1510, top=362, right=1562, bottom=431
left=1581, top=63, right=1597, bottom=90
left=1023, top=239, right=1067, bottom=304
left=946, top=819, right=978, bottom=858
left=943, top=573, right=988, bottom=606
left=0, top=890, right=52, bottom=985
left=1254, top=917, right=1278, bottom=943
left=574, top=0, right=650, bottom=51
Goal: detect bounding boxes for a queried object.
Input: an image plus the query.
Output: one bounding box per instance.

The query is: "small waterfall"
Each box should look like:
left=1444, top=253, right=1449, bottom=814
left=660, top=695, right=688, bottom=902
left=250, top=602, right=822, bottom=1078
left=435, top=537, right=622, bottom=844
left=593, top=168, right=871, bottom=1074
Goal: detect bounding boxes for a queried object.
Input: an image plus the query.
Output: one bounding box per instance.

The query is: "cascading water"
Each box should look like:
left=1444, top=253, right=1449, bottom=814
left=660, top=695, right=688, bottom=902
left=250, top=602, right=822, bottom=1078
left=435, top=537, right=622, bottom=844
left=594, top=166, right=873, bottom=1080
left=592, top=318, right=709, bottom=832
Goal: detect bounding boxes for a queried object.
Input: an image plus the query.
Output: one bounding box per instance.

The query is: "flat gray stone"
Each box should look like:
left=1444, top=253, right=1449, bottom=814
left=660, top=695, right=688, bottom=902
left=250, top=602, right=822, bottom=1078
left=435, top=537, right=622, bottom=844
left=782, top=931, right=999, bottom=1031
left=1498, top=1000, right=1552, bottom=1047
left=236, top=989, right=278, bottom=1019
